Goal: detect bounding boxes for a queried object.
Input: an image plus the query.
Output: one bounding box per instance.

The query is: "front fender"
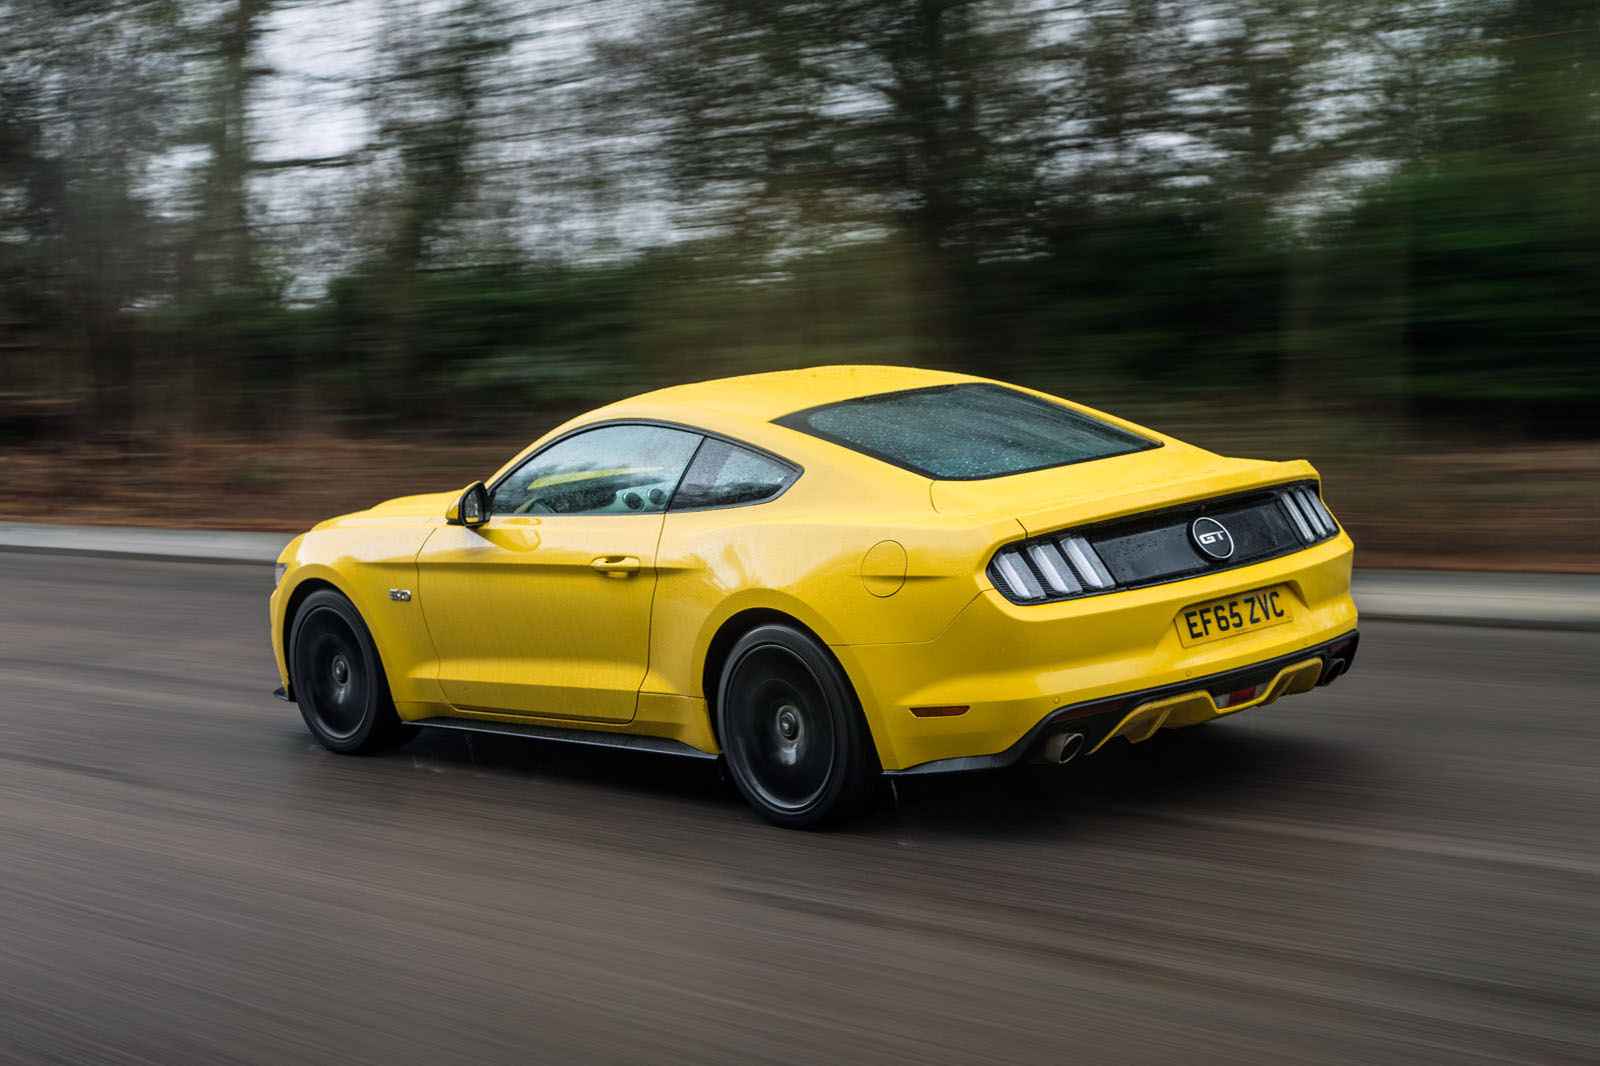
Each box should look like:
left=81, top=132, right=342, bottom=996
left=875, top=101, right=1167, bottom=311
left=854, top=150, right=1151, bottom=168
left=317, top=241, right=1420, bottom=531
left=269, top=524, right=443, bottom=706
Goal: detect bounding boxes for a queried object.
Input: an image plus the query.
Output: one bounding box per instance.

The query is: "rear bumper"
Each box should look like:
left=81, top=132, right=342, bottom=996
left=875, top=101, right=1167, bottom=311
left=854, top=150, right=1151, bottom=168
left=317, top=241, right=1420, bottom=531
left=883, top=629, right=1357, bottom=775
left=837, top=533, right=1357, bottom=772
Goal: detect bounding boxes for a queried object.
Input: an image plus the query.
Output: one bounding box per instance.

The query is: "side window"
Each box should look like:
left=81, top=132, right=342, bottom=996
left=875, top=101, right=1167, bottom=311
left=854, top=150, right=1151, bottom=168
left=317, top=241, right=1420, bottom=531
left=671, top=439, right=797, bottom=510
left=491, top=425, right=701, bottom=516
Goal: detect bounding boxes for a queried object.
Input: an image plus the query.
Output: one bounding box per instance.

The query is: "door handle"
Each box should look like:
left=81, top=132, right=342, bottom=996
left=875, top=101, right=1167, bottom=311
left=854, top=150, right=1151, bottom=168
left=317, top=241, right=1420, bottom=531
left=590, top=555, right=641, bottom=578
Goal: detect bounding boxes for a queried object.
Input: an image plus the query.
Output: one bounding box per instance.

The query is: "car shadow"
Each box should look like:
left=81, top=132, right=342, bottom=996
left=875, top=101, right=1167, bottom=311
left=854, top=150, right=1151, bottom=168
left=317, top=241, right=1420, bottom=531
left=867, top=723, right=1367, bottom=840
left=285, top=717, right=1363, bottom=841
left=389, top=724, right=735, bottom=806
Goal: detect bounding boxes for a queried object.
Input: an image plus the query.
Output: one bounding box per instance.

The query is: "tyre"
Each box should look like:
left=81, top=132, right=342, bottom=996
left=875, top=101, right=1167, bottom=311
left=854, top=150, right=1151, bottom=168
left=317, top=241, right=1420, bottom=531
left=716, top=624, right=877, bottom=828
left=289, top=589, right=418, bottom=754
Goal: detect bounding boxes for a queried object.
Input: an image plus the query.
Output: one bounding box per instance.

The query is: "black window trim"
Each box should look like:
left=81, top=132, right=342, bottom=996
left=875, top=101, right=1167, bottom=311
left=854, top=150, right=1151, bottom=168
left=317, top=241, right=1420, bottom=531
left=487, top=418, right=803, bottom=516
left=773, top=382, right=1163, bottom=482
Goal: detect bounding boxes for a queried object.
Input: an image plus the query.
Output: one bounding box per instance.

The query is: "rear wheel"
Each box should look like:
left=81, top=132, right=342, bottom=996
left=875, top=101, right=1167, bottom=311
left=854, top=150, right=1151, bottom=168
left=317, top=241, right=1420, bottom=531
left=716, top=624, right=877, bottom=829
left=289, top=589, right=417, bottom=753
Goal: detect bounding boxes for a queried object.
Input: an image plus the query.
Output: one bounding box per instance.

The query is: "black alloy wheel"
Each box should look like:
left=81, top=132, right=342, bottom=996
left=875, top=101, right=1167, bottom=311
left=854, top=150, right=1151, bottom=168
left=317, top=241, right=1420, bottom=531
left=289, top=589, right=417, bottom=754
left=717, top=624, right=877, bottom=828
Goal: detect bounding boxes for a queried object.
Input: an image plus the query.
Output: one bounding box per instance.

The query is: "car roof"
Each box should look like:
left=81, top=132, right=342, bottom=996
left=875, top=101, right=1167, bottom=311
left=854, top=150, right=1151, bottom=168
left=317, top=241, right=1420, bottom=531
left=491, top=364, right=1177, bottom=498
left=614, top=364, right=979, bottom=426
left=485, top=365, right=980, bottom=492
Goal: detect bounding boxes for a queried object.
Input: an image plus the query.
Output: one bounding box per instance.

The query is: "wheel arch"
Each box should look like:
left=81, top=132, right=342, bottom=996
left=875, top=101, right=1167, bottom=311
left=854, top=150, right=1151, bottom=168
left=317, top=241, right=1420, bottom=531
left=701, top=608, right=878, bottom=763
left=281, top=577, right=347, bottom=688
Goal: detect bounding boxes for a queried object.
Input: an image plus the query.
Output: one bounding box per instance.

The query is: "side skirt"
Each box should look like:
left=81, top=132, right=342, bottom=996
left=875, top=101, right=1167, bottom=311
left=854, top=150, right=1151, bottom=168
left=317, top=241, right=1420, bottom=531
left=410, top=716, right=718, bottom=760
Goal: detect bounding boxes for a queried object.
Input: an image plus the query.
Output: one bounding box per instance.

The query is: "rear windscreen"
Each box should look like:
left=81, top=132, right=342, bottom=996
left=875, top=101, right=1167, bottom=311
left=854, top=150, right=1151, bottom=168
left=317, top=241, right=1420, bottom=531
left=774, top=383, right=1158, bottom=480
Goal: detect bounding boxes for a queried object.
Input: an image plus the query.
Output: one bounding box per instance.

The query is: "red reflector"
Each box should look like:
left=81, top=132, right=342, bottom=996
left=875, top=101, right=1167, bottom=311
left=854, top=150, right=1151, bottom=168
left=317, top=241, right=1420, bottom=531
left=1216, top=683, right=1268, bottom=709
left=910, top=705, right=968, bottom=718
left=1060, top=699, right=1123, bottom=721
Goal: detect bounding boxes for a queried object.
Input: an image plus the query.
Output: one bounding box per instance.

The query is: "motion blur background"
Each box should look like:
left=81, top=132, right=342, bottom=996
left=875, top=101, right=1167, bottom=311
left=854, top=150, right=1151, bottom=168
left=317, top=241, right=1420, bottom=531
left=3, top=9, right=1598, bottom=1065
left=1, top=0, right=1595, bottom=566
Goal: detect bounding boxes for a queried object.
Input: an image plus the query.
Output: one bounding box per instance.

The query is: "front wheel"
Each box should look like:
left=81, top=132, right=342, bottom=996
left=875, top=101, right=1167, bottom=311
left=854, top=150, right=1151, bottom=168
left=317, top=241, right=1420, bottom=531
left=716, top=624, right=877, bottom=829
left=289, top=589, right=417, bottom=754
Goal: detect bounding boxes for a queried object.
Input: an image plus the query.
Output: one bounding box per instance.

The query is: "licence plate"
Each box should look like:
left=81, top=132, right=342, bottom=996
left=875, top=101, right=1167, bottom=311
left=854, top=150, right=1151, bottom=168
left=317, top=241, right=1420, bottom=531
left=1177, top=586, right=1293, bottom=647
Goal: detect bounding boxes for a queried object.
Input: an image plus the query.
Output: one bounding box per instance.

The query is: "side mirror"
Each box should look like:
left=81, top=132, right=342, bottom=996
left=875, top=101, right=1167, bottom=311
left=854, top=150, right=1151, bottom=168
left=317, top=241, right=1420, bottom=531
left=446, top=481, right=490, bottom=528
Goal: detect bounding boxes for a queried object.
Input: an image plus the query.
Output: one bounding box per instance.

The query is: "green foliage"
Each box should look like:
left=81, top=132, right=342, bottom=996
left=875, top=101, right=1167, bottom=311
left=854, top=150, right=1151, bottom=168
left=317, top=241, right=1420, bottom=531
left=1324, top=158, right=1600, bottom=427
left=0, top=0, right=1596, bottom=440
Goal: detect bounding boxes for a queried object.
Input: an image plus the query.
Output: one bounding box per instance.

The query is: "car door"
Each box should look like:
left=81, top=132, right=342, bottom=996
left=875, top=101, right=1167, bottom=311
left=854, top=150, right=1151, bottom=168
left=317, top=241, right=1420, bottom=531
left=415, top=423, right=703, bottom=723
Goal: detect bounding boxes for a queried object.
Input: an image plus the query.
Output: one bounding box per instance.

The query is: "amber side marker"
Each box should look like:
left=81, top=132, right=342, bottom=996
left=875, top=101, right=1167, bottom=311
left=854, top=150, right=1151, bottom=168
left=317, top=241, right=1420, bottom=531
left=910, top=705, right=969, bottom=718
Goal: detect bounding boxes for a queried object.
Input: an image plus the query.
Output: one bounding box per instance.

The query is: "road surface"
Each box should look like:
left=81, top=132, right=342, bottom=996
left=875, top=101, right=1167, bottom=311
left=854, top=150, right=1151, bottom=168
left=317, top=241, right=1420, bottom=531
left=0, top=554, right=1594, bottom=1065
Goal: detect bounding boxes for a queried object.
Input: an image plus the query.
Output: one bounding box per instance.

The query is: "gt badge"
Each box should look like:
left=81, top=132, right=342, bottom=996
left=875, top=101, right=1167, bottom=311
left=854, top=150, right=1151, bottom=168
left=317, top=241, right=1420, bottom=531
left=1190, top=517, right=1235, bottom=561
left=389, top=589, right=412, bottom=602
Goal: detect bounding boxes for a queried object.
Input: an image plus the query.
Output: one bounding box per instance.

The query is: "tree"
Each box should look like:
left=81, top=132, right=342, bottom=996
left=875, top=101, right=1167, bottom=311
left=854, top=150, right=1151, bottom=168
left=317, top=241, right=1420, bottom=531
left=594, top=0, right=1058, bottom=363
left=0, top=0, right=182, bottom=432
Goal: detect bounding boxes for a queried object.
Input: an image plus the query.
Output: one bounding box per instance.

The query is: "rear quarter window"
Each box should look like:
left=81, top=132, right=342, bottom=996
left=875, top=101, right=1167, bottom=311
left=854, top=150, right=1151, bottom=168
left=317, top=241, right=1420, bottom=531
left=775, top=383, right=1157, bottom=480
left=671, top=439, right=797, bottom=510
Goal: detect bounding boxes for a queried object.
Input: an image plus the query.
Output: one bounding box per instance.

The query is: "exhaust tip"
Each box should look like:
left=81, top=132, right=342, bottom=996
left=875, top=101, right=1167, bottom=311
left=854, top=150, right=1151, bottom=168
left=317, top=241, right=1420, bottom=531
left=1035, top=731, right=1086, bottom=765
left=1319, top=657, right=1347, bottom=686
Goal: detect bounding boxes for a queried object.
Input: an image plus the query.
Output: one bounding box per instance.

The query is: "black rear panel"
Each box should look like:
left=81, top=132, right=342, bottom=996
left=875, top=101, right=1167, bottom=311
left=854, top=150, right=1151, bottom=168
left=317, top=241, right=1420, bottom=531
left=987, top=481, right=1341, bottom=604
left=1090, top=491, right=1303, bottom=588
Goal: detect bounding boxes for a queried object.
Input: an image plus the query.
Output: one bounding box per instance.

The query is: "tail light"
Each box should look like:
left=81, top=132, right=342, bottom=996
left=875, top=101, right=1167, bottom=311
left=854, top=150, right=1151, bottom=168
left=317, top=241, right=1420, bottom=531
left=989, top=534, right=1116, bottom=604
left=1280, top=484, right=1338, bottom=542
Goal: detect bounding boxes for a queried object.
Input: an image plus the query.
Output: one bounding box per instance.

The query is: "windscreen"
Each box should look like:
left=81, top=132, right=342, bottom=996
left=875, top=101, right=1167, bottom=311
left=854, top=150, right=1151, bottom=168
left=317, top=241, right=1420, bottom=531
left=774, top=383, right=1158, bottom=480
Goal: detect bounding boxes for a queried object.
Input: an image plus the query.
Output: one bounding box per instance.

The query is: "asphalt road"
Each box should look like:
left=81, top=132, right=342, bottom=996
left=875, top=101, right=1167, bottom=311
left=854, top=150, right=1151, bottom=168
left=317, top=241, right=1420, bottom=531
left=1, top=554, right=1595, bottom=1066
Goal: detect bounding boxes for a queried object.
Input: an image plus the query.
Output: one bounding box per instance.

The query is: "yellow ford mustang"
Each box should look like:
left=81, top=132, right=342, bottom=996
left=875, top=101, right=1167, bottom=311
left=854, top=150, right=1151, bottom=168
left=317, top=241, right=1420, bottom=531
left=270, top=366, right=1358, bottom=827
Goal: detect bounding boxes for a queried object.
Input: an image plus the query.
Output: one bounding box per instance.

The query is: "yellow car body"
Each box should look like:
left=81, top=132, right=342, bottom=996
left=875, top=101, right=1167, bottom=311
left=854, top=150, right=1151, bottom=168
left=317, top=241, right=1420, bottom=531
left=270, top=365, right=1357, bottom=823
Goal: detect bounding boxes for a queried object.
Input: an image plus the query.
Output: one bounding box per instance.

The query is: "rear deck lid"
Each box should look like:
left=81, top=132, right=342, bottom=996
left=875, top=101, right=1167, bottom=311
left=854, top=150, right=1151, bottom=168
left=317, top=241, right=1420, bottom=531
left=931, top=441, right=1316, bottom=538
